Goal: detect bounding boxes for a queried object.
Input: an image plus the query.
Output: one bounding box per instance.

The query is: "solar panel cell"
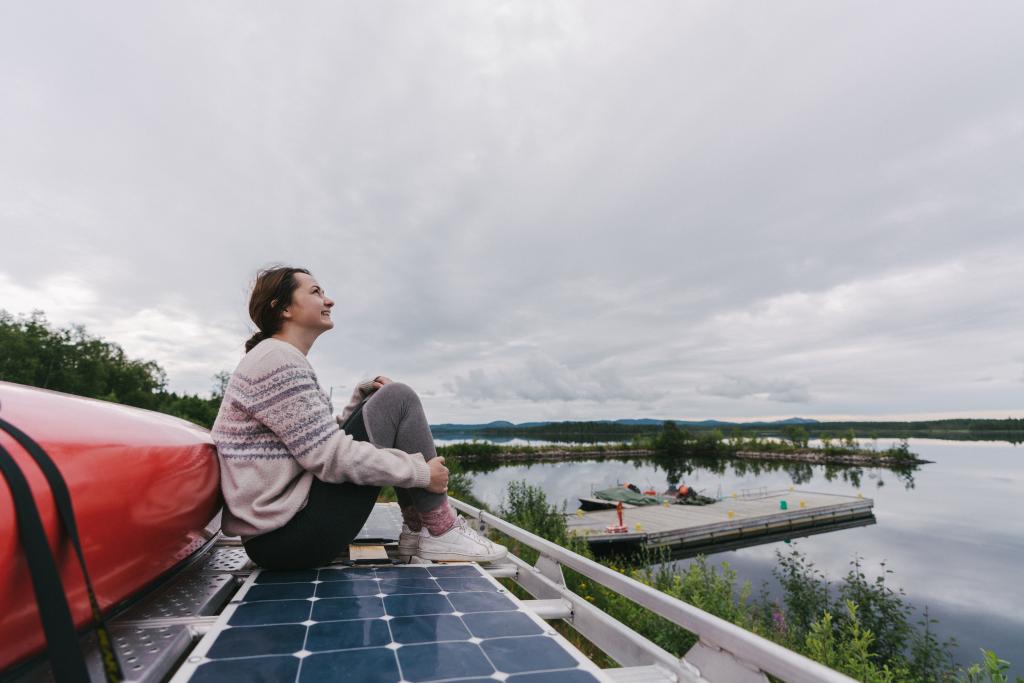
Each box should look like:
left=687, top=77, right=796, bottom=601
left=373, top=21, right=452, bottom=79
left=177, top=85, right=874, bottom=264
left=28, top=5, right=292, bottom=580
left=228, top=599, right=310, bottom=626
left=377, top=578, right=442, bottom=594
left=318, top=567, right=377, bottom=582
left=389, top=614, right=471, bottom=644
left=396, top=641, right=495, bottom=681
left=305, top=619, right=391, bottom=651
left=205, top=624, right=306, bottom=659
left=462, top=611, right=543, bottom=638
left=481, top=635, right=580, bottom=673
left=315, top=580, right=384, bottom=598
left=424, top=564, right=480, bottom=577
left=244, top=582, right=316, bottom=602
left=447, top=590, right=517, bottom=613
left=190, top=656, right=299, bottom=683
left=311, top=596, right=386, bottom=621
left=298, top=647, right=399, bottom=682
left=507, top=671, right=602, bottom=682
left=373, top=565, right=433, bottom=579
left=383, top=593, right=454, bottom=617
left=435, top=577, right=497, bottom=592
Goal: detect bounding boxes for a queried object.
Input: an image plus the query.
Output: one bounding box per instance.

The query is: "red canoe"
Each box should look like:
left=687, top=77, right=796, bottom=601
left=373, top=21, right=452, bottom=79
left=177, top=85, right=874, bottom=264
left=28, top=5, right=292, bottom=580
left=0, top=382, right=221, bottom=671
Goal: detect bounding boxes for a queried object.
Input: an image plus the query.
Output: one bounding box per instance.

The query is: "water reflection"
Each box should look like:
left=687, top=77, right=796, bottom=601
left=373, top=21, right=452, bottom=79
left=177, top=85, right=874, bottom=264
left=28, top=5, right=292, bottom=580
left=461, top=452, right=920, bottom=492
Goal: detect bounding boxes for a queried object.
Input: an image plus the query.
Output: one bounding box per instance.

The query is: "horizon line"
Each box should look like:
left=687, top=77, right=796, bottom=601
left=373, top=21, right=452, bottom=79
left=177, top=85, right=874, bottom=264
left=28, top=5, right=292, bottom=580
left=431, top=410, right=1024, bottom=425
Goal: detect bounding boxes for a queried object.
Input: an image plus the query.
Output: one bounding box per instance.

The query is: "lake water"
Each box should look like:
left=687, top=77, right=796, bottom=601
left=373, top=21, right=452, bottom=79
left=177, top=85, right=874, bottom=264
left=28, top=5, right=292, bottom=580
left=452, top=439, right=1024, bottom=675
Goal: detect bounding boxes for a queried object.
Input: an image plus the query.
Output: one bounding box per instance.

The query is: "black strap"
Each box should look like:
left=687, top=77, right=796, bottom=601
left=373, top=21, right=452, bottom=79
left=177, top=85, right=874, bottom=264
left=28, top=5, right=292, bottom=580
left=340, top=400, right=369, bottom=440
left=0, top=416, right=123, bottom=682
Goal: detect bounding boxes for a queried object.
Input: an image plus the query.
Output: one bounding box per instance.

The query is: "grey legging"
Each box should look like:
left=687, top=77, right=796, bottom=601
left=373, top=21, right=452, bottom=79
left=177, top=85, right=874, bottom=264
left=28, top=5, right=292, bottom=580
left=243, top=382, right=444, bottom=570
left=361, top=382, right=446, bottom=515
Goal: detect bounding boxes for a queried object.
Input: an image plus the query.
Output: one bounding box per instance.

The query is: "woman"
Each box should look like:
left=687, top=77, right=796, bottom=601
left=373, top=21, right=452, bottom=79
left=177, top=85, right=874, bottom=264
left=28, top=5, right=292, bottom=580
left=211, top=266, right=505, bottom=570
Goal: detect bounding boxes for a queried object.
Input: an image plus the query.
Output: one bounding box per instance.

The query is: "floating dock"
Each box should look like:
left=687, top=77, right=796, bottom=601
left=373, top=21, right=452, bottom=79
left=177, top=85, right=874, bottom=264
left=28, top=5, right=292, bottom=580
left=566, top=489, right=874, bottom=553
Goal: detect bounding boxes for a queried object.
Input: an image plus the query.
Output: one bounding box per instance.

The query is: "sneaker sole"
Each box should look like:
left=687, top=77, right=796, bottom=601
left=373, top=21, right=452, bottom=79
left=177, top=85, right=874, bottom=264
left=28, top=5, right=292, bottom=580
left=396, top=541, right=419, bottom=560
left=414, top=547, right=508, bottom=563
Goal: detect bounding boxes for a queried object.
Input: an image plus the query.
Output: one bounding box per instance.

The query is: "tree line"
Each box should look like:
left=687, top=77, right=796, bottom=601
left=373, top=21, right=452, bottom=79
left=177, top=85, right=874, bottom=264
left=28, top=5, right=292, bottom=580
left=0, top=311, right=225, bottom=428
left=445, top=417, right=1023, bottom=444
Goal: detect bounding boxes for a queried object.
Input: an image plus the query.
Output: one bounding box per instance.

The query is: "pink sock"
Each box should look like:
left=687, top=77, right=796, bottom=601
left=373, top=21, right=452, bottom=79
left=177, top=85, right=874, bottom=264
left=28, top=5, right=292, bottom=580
left=420, top=499, right=457, bottom=536
left=401, top=505, right=423, bottom=532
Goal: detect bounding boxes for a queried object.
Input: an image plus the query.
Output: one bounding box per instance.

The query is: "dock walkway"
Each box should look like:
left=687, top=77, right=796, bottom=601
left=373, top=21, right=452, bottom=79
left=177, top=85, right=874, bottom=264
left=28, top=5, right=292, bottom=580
left=566, top=489, right=874, bottom=551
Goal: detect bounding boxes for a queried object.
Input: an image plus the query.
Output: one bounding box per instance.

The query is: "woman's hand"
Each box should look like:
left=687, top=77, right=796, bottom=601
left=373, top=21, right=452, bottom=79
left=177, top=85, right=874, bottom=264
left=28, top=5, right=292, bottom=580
left=358, top=376, right=393, bottom=396
left=426, top=456, right=448, bottom=494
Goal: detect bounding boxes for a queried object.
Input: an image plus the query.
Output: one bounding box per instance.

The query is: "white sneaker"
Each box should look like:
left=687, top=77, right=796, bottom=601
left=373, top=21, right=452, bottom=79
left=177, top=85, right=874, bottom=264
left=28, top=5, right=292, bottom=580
left=397, top=524, right=420, bottom=561
left=416, top=517, right=507, bottom=563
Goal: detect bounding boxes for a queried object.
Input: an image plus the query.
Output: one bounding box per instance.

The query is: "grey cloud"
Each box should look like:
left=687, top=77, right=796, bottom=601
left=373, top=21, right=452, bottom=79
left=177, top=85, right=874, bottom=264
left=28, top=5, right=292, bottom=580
left=2, top=2, right=1023, bottom=420
left=448, top=354, right=658, bottom=403
left=697, top=376, right=812, bottom=404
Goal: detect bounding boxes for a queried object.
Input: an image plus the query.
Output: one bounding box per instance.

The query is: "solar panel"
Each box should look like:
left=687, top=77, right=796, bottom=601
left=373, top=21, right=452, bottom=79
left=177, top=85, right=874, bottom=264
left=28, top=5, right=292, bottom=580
left=353, top=503, right=404, bottom=543
left=170, top=562, right=610, bottom=683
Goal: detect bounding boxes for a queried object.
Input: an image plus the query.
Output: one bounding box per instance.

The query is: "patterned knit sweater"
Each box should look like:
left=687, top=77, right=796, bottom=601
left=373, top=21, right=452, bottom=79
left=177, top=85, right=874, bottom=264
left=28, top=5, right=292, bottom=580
left=211, top=338, right=431, bottom=539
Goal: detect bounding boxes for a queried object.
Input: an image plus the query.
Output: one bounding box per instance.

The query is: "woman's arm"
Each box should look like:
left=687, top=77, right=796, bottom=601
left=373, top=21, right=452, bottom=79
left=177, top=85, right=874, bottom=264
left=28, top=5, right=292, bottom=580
left=244, top=354, right=430, bottom=488
left=337, top=384, right=365, bottom=424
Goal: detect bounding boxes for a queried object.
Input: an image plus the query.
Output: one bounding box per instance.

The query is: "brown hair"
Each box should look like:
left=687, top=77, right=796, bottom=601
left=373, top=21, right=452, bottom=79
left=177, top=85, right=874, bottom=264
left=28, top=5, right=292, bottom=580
left=245, top=266, right=311, bottom=352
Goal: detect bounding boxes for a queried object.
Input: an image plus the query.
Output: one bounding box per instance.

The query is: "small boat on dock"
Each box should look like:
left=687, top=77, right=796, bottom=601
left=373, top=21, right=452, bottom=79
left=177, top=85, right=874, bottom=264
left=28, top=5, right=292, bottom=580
left=579, top=483, right=717, bottom=511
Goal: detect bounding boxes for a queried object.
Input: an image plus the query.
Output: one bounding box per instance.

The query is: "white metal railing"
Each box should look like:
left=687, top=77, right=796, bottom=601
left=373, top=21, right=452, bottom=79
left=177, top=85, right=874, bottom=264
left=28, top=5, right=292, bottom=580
left=450, top=497, right=856, bottom=683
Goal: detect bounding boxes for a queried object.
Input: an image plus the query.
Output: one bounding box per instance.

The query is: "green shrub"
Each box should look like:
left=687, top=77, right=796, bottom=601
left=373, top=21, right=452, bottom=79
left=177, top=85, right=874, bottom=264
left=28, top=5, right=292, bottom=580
left=958, top=649, right=1024, bottom=683
left=804, top=602, right=907, bottom=682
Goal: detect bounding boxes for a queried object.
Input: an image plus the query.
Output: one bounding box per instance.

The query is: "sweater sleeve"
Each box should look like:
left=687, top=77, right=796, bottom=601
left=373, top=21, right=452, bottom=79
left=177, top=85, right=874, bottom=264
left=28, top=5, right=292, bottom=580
left=338, top=383, right=369, bottom=424
left=244, top=353, right=431, bottom=489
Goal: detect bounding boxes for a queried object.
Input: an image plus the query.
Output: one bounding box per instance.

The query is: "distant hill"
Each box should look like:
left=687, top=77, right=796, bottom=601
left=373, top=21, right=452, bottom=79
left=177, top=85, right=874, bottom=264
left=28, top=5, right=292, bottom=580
left=432, top=420, right=516, bottom=430
left=431, top=417, right=821, bottom=431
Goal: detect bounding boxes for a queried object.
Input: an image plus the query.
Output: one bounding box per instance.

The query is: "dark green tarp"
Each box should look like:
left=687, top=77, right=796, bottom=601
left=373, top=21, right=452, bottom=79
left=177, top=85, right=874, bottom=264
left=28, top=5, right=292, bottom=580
left=593, top=487, right=717, bottom=507
left=593, top=487, right=664, bottom=505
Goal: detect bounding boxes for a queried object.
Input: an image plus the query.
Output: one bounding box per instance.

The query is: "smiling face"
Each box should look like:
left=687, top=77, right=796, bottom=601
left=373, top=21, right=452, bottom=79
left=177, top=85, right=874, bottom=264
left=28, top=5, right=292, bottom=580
left=281, top=272, right=335, bottom=333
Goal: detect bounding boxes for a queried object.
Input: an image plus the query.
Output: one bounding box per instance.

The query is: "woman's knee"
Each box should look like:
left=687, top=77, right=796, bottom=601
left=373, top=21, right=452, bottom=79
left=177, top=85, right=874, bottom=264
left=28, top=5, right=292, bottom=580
left=376, top=381, right=419, bottom=405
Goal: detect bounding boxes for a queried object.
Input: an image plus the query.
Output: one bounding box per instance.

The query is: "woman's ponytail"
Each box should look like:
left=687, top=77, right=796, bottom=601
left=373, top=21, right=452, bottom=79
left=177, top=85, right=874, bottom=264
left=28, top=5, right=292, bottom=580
left=244, top=330, right=266, bottom=353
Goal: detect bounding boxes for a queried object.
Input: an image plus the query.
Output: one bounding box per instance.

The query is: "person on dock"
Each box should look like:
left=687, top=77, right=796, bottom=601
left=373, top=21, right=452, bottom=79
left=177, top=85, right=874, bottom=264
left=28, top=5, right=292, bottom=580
left=664, top=483, right=697, bottom=500
left=211, top=266, right=506, bottom=570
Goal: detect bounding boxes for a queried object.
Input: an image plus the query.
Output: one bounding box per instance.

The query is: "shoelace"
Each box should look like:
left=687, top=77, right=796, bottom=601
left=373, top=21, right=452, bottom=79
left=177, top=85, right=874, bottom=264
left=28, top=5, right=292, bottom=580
left=453, top=517, right=490, bottom=547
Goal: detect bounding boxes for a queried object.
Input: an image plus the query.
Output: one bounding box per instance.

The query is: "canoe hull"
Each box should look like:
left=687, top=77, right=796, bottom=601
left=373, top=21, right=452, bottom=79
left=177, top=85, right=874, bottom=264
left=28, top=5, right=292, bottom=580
left=0, top=382, right=221, bottom=670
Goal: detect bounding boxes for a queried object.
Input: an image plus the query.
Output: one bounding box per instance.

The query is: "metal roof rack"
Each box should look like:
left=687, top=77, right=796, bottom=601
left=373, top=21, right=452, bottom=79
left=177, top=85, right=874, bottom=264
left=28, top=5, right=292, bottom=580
left=10, top=501, right=854, bottom=682
left=449, top=497, right=856, bottom=683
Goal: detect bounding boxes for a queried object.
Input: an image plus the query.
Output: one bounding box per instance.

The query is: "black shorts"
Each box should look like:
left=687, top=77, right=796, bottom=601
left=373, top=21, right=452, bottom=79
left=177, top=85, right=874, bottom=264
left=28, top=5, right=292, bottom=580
left=242, top=403, right=380, bottom=570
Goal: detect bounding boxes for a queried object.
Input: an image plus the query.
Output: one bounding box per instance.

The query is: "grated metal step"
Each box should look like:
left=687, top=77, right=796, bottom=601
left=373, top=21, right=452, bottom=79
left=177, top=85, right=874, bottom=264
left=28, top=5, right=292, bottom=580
left=117, top=572, right=238, bottom=622
left=194, top=546, right=253, bottom=574
left=16, top=624, right=193, bottom=683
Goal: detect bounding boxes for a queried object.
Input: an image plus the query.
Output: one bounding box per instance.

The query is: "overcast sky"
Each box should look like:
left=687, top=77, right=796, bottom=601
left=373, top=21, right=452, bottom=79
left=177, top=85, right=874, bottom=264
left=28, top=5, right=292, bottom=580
left=2, top=2, right=1023, bottom=423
